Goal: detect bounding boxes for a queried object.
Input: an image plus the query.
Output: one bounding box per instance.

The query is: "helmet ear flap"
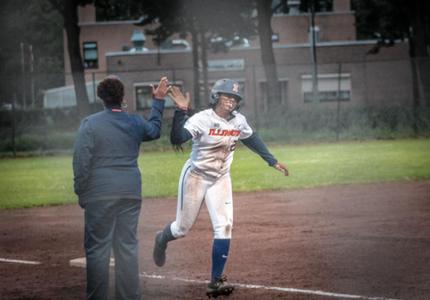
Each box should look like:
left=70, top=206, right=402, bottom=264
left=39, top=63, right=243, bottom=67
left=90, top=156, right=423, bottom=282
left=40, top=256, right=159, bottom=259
left=210, top=92, right=220, bottom=105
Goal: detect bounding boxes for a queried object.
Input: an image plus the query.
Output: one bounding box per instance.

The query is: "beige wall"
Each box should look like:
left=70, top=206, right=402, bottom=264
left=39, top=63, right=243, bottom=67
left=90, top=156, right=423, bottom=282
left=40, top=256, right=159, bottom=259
left=64, top=3, right=357, bottom=85
left=78, top=4, right=95, bottom=23
left=64, top=1, right=416, bottom=116
left=270, top=12, right=356, bottom=46
left=333, top=0, right=351, bottom=12
left=105, top=42, right=411, bottom=117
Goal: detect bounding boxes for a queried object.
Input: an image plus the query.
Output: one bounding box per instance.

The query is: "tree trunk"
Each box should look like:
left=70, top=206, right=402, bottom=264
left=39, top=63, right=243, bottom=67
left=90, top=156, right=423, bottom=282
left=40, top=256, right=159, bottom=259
left=257, top=0, right=281, bottom=113
left=190, top=26, right=201, bottom=109
left=411, top=0, right=428, bottom=58
left=410, top=0, right=430, bottom=107
left=64, top=0, right=91, bottom=118
left=408, top=0, right=430, bottom=135
left=200, top=30, right=209, bottom=107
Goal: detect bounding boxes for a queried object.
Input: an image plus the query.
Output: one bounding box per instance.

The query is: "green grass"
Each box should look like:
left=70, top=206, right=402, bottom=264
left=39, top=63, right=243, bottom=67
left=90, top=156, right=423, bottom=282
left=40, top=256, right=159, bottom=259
left=0, top=139, right=429, bottom=209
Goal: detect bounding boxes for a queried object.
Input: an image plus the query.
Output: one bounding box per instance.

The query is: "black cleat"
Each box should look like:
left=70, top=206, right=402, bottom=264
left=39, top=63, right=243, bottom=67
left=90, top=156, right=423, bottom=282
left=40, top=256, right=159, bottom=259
left=206, top=276, right=235, bottom=298
left=153, top=231, right=167, bottom=267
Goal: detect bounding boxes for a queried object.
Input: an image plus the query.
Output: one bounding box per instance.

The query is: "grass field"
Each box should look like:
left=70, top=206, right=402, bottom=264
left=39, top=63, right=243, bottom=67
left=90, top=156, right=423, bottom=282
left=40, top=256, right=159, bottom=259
left=0, top=139, right=429, bottom=209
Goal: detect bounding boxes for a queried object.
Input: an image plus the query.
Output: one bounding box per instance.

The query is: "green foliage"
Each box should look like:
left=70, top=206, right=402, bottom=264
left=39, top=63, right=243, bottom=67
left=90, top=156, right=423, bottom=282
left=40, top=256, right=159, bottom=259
left=352, top=0, right=430, bottom=57
left=352, top=0, right=410, bottom=41
left=0, top=132, right=77, bottom=152
left=255, top=105, right=430, bottom=143
left=0, top=0, right=64, bottom=106
left=1, top=139, right=430, bottom=209
left=1, top=105, right=429, bottom=154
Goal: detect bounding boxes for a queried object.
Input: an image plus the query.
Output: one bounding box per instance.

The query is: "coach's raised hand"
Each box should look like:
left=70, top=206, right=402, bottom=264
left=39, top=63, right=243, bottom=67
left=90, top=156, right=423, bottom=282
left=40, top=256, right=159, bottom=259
left=168, top=86, right=190, bottom=111
left=152, top=76, right=170, bottom=100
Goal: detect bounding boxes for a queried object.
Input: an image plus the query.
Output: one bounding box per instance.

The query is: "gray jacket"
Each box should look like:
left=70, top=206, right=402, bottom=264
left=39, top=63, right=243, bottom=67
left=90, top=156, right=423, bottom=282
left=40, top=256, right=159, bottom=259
left=73, top=100, right=164, bottom=207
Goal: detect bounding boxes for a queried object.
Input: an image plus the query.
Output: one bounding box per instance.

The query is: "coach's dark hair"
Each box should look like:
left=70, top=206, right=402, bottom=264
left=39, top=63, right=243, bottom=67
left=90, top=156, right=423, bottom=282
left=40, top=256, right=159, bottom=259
left=97, top=75, right=124, bottom=107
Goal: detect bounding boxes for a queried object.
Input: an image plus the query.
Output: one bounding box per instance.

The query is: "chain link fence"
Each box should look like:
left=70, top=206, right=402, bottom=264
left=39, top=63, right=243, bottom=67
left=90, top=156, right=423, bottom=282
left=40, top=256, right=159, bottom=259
left=1, top=57, right=429, bottom=155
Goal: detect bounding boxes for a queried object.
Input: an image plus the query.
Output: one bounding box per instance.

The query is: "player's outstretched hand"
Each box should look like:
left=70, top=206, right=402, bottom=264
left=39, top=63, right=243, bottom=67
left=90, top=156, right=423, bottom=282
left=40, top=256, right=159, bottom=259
left=273, top=162, right=289, bottom=176
left=168, top=86, right=190, bottom=111
left=152, top=77, right=170, bottom=100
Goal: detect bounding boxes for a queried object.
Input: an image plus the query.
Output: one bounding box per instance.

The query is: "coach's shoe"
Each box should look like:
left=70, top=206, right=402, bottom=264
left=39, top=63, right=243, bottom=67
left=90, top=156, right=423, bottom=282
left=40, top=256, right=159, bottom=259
left=153, top=231, right=167, bottom=267
left=206, top=276, right=235, bottom=298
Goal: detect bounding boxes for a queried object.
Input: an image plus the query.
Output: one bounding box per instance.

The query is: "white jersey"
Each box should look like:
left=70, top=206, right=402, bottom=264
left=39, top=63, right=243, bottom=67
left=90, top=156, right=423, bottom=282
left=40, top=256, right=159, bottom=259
left=184, top=109, right=253, bottom=178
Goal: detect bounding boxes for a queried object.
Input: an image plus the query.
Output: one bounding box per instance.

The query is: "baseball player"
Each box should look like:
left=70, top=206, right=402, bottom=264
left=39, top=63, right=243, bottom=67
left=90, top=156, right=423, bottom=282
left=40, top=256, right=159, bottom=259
left=153, top=79, right=288, bottom=298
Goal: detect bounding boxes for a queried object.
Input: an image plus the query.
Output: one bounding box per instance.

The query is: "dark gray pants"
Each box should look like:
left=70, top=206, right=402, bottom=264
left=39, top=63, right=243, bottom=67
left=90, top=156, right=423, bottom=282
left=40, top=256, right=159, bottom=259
left=84, top=198, right=142, bottom=300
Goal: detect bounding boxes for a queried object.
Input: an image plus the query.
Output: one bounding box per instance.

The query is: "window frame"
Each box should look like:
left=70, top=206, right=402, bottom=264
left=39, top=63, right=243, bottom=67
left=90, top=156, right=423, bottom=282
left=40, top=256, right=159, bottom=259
left=301, top=73, right=351, bottom=103
left=258, top=78, right=289, bottom=113
left=83, top=41, right=99, bottom=69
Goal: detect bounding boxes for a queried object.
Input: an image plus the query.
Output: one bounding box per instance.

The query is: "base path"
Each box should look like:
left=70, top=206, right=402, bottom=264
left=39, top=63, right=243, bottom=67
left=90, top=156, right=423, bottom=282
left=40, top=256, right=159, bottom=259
left=1, top=181, right=429, bottom=300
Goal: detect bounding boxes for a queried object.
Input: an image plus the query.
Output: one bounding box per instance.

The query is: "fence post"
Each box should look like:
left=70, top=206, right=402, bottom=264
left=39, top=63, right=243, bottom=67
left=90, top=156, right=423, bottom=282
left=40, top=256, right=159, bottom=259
left=336, top=62, right=342, bottom=141
left=20, top=42, right=26, bottom=110
left=12, top=94, right=17, bottom=158
left=29, top=44, right=35, bottom=108
left=410, top=57, right=420, bottom=136
left=171, top=68, right=176, bottom=83
left=92, top=72, right=96, bottom=111
left=252, top=65, right=259, bottom=130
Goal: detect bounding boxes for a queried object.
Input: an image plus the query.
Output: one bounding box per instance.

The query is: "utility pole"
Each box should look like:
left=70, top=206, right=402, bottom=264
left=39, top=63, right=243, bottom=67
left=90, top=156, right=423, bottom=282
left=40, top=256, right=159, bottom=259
left=29, top=44, right=35, bottom=108
left=309, top=2, right=319, bottom=102
left=20, top=42, right=26, bottom=109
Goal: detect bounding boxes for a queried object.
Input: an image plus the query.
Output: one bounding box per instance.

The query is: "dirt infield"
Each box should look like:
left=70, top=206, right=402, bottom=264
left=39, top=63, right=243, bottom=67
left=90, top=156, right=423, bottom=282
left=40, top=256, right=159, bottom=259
left=1, top=181, right=430, bottom=300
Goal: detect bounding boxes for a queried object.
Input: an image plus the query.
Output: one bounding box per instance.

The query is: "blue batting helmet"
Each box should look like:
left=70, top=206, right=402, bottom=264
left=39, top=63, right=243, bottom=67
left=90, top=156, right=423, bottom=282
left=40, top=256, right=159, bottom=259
left=210, top=79, right=243, bottom=106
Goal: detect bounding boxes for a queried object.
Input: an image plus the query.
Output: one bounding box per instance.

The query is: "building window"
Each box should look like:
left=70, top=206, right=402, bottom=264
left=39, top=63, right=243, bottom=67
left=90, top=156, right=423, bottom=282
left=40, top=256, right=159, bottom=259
left=83, top=42, right=98, bottom=69
left=259, top=79, right=288, bottom=113
left=135, top=82, right=183, bottom=110
left=301, top=73, right=351, bottom=103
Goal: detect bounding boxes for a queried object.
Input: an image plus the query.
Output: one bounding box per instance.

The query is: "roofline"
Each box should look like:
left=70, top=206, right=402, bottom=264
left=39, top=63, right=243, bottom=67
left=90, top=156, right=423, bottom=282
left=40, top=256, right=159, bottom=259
left=106, top=39, right=399, bottom=57
left=106, top=48, right=192, bottom=57
left=273, top=11, right=355, bottom=17
left=274, top=39, right=380, bottom=49
left=79, top=10, right=355, bottom=27
left=79, top=19, right=141, bottom=26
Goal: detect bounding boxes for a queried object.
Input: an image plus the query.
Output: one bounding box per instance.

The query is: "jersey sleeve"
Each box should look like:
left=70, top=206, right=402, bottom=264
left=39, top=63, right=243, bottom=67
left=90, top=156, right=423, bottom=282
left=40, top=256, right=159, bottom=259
left=241, top=133, right=278, bottom=166
left=170, top=109, right=193, bottom=145
left=183, top=112, right=206, bottom=138
left=236, top=113, right=253, bottom=140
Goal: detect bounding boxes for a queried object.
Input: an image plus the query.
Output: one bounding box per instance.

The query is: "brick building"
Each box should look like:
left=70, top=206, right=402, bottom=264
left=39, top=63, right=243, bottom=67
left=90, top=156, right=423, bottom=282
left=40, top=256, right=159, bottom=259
left=52, top=0, right=414, bottom=118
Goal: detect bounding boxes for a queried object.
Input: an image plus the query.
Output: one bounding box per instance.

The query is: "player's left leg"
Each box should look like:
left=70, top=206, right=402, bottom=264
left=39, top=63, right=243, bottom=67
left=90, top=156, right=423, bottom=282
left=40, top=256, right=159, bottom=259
left=205, top=173, right=234, bottom=297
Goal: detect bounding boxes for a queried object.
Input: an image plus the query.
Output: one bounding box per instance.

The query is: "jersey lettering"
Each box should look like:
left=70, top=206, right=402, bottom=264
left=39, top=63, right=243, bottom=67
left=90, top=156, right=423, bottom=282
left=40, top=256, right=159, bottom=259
left=208, top=128, right=240, bottom=137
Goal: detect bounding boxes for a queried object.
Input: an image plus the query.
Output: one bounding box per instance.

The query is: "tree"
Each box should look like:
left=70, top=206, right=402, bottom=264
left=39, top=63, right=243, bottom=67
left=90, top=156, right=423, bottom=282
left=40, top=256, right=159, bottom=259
left=48, top=0, right=92, bottom=117
left=132, top=0, right=255, bottom=109
left=256, top=0, right=282, bottom=112
left=0, top=0, right=64, bottom=108
left=353, top=0, right=430, bottom=133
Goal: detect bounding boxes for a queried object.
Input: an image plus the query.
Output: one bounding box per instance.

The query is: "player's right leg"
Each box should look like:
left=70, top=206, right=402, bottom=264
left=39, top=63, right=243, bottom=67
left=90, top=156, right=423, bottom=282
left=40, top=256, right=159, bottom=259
left=153, top=160, right=208, bottom=267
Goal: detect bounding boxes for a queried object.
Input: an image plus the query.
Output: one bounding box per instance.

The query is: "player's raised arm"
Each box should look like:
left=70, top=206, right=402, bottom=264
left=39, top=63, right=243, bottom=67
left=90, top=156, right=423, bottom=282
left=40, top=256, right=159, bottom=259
left=168, top=86, right=190, bottom=110
left=168, top=86, right=193, bottom=145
